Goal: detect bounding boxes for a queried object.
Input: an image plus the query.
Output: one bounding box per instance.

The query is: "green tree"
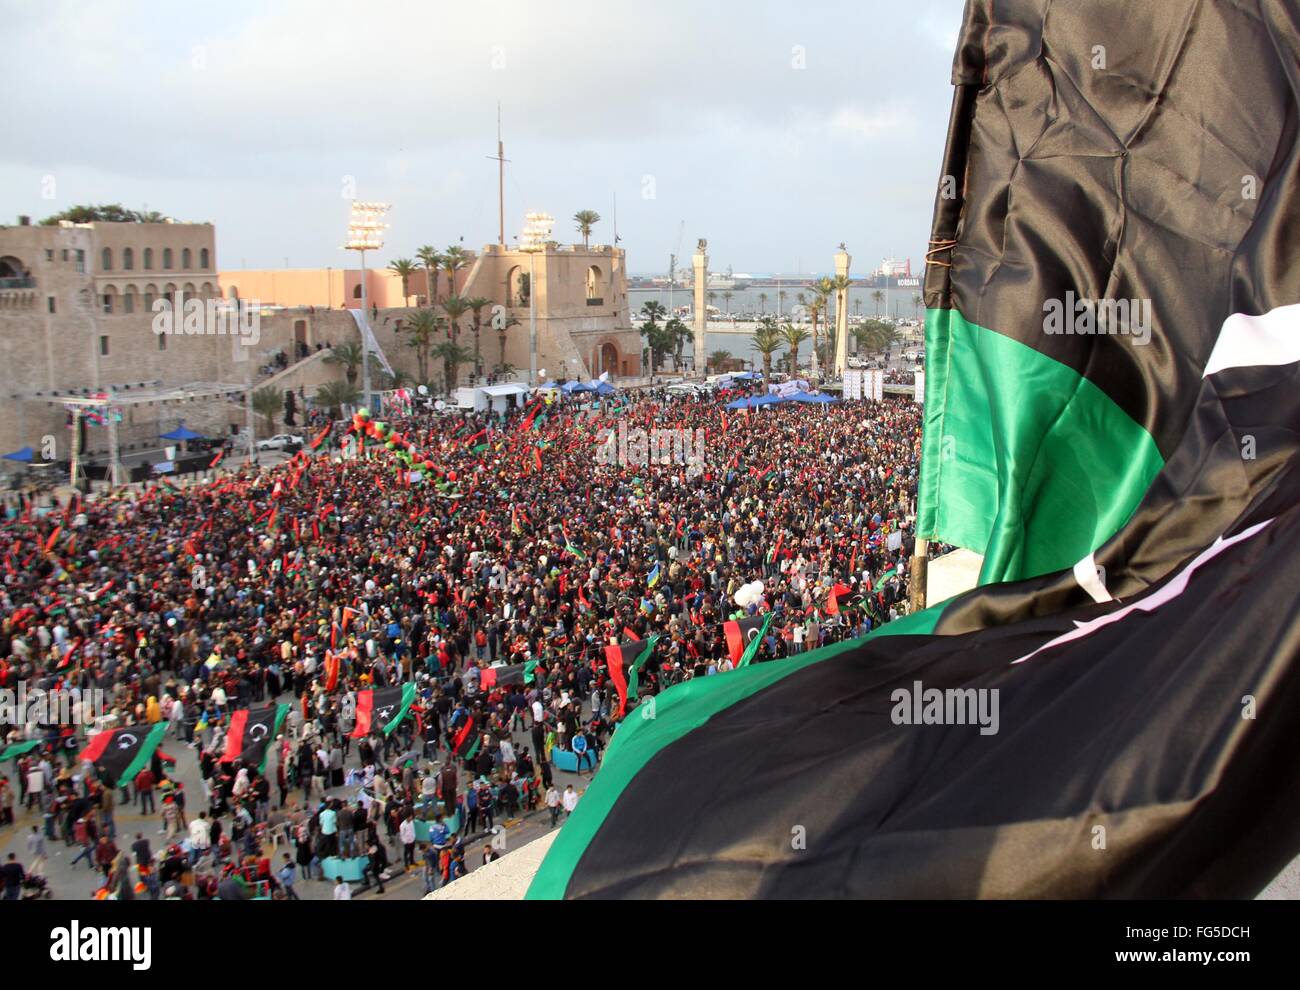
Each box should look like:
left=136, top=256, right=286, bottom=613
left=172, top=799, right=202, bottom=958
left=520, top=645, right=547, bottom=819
left=417, top=246, right=443, bottom=306
left=466, top=296, right=492, bottom=380
left=315, top=380, right=360, bottom=419
left=573, top=210, right=601, bottom=247
left=871, top=289, right=885, bottom=317
left=433, top=340, right=474, bottom=393
left=387, top=258, right=419, bottom=307
left=666, top=317, right=691, bottom=371
left=758, top=292, right=768, bottom=315
left=395, top=308, right=444, bottom=385
left=912, top=293, right=923, bottom=321
left=39, top=203, right=170, bottom=225
left=442, top=294, right=470, bottom=346
left=640, top=300, right=667, bottom=326
left=443, top=246, right=469, bottom=298
left=324, top=341, right=364, bottom=388
left=708, top=349, right=733, bottom=373
left=251, top=386, right=284, bottom=438
left=750, top=325, right=784, bottom=381
left=779, top=323, right=810, bottom=373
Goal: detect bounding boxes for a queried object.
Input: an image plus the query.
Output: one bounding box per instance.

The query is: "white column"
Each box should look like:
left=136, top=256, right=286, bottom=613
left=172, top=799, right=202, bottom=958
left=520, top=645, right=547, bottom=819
left=692, top=246, right=708, bottom=375
left=833, top=248, right=851, bottom=376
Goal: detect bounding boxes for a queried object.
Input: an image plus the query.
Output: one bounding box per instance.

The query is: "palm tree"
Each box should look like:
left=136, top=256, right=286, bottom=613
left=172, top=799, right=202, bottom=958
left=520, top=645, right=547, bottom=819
left=810, top=277, right=835, bottom=379
left=433, top=340, right=474, bottom=393
left=376, top=367, right=415, bottom=390
left=708, top=349, right=732, bottom=373
left=778, top=289, right=788, bottom=311
left=495, top=313, right=520, bottom=374
left=854, top=299, right=862, bottom=319
left=758, top=292, right=768, bottom=315
left=640, top=300, right=667, bottom=327
left=417, top=246, right=442, bottom=306
left=806, top=294, right=824, bottom=377
left=912, top=293, right=923, bottom=321
left=442, top=294, right=470, bottom=345
left=871, top=289, right=885, bottom=317
left=443, top=246, right=469, bottom=298
left=387, top=258, right=419, bottom=307
left=750, top=325, right=783, bottom=381
left=722, top=290, right=733, bottom=315
left=666, top=317, right=690, bottom=371
left=395, top=308, right=443, bottom=385
left=316, top=380, right=360, bottom=419
left=466, top=296, right=492, bottom=380
left=252, top=386, right=284, bottom=439
left=779, top=324, right=810, bottom=373
left=573, top=210, right=601, bottom=247
left=324, top=341, right=364, bottom=388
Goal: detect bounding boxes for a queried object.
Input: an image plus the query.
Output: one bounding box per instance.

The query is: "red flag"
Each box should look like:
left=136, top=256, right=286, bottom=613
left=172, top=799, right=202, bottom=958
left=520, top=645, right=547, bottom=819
left=208, top=449, right=225, bottom=469
left=44, top=527, right=62, bottom=554
left=534, top=447, right=543, bottom=472
left=309, top=424, right=332, bottom=450
left=324, top=651, right=340, bottom=692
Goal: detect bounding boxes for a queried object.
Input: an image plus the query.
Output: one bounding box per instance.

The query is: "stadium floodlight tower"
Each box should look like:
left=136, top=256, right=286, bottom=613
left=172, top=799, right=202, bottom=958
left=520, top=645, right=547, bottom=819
left=519, top=211, right=554, bottom=388
left=342, top=200, right=390, bottom=413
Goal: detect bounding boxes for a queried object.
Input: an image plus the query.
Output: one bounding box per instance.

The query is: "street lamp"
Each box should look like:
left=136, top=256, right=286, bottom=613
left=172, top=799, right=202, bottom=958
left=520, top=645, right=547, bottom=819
left=518, top=211, right=554, bottom=387
left=342, top=200, right=390, bottom=413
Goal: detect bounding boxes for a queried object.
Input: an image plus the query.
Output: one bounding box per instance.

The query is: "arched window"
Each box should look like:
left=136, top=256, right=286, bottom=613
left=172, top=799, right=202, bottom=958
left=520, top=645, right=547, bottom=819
left=123, top=247, right=134, bottom=270
left=200, top=282, right=214, bottom=299
left=182, top=248, right=192, bottom=269
left=353, top=284, right=362, bottom=299
left=228, top=285, right=239, bottom=300
left=143, top=284, right=157, bottom=309
left=123, top=286, right=137, bottom=314
left=507, top=265, right=528, bottom=306
left=163, top=248, right=174, bottom=269
left=101, top=248, right=113, bottom=271
left=143, top=248, right=154, bottom=270
left=200, top=248, right=210, bottom=269
left=164, top=282, right=177, bottom=304
left=586, top=265, right=605, bottom=304
left=101, top=286, right=116, bottom=314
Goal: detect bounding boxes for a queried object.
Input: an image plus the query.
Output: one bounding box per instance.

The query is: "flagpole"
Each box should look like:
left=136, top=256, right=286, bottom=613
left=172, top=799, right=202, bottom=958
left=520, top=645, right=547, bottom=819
left=910, top=538, right=928, bottom=612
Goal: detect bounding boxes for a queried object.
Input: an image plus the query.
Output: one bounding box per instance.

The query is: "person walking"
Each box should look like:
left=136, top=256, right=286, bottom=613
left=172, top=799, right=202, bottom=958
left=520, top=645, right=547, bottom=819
left=278, top=854, right=300, bottom=900
left=546, top=785, right=561, bottom=828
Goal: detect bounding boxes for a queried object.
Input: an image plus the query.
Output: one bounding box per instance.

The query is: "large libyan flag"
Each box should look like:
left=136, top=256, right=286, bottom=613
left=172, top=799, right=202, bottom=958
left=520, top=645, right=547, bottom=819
left=221, top=704, right=289, bottom=773
left=78, top=723, right=168, bottom=787
left=352, top=684, right=416, bottom=738
left=529, top=0, right=1300, bottom=899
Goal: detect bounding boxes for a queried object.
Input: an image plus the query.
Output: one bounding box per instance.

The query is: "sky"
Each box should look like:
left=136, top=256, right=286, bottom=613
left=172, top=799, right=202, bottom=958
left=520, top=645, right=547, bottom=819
left=1, top=0, right=964, bottom=276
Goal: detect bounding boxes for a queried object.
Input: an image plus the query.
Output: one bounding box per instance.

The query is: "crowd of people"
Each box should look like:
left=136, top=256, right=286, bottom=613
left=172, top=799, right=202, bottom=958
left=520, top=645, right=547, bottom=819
left=0, top=383, right=923, bottom=898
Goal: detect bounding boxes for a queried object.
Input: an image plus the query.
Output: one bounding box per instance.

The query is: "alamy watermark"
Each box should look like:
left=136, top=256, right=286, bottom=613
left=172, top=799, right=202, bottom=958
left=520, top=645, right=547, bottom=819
left=595, top=421, right=706, bottom=478
left=1043, top=291, right=1152, bottom=346
left=890, top=680, right=1000, bottom=735
left=0, top=684, right=108, bottom=726
left=151, top=289, right=261, bottom=346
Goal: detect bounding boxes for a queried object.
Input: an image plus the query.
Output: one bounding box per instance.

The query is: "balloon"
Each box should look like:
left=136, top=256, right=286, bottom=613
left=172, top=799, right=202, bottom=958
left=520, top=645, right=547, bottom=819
left=356, top=408, right=370, bottom=419
left=385, top=441, right=396, bottom=450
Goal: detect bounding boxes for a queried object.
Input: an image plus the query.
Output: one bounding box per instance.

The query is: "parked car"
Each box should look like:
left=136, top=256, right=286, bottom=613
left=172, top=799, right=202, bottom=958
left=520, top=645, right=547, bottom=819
left=257, top=433, right=305, bottom=452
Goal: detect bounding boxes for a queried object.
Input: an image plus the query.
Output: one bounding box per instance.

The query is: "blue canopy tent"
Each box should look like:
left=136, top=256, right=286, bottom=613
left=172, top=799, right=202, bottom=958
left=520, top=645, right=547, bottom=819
left=725, top=393, right=784, bottom=410
left=1, top=446, right=34, bottom=462
left=788, top=391, right=837, bottom=404
left=160, top=425, right=206, bottom=441
left=561, top=381, right=594, bottom=395
left=587, top=380, right=617, bottom=396
left=731, top=371, right=763, bottom=381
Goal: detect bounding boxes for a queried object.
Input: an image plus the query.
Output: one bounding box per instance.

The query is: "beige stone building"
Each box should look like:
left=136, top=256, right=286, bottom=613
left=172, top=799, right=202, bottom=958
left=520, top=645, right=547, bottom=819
left=0, top=217, right=643, bottom=468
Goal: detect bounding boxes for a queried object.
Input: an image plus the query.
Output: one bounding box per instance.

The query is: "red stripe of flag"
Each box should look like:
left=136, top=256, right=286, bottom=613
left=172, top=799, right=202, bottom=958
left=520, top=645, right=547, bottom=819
left=221, top=709, right=250, bottom=763
left=351, top=690, right=374, bottom=738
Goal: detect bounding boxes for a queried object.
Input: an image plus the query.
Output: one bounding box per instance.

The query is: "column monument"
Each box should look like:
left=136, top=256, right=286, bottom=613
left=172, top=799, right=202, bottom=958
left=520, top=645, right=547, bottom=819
left=692, top=239, right=708, bottom=375
left=834, top=244, right=852, bottom=376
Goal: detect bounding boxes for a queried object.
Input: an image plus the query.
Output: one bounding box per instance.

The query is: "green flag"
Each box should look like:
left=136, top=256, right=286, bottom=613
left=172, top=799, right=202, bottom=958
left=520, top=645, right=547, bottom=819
left=737, top=614, right=772, bottom=668
left=626, top=635, right=660, bottom=702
